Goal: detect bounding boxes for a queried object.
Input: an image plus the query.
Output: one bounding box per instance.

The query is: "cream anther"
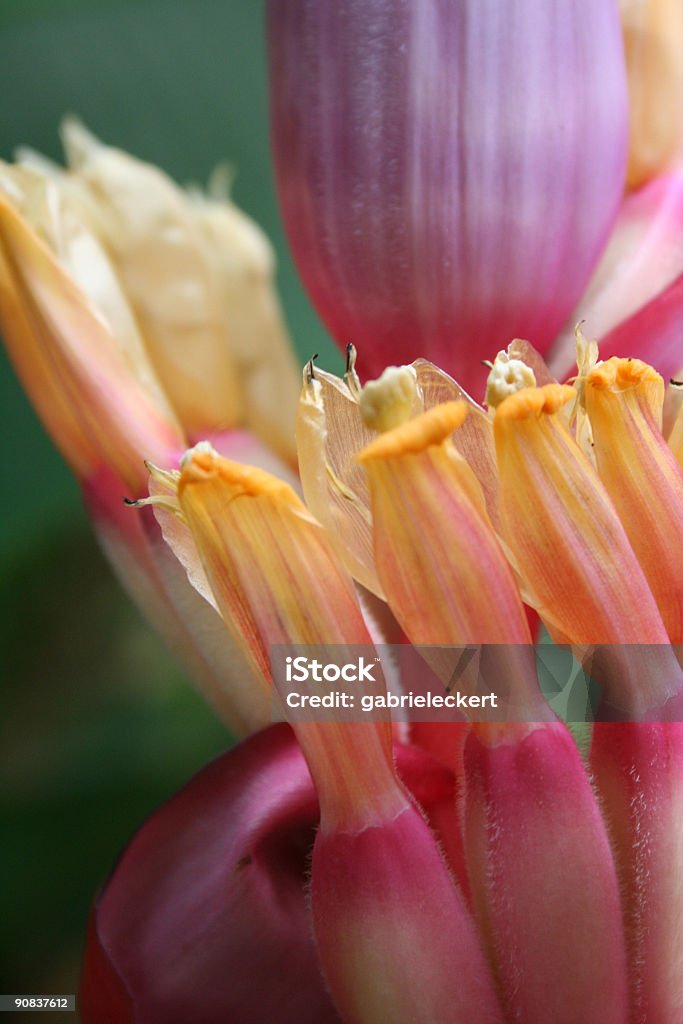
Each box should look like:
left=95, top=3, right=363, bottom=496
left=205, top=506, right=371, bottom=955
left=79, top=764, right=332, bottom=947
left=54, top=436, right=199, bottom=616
left=485, top=351, right=536, bottom=410
left=359, top=365, right=420, bottom=433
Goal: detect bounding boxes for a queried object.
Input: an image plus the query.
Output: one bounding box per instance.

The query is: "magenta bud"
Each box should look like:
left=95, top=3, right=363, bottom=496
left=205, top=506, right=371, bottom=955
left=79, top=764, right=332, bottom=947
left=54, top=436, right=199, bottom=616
left=79, top=724, right=339, bottom=1024
left=268, top=0, right=628, bottom=394
left=311, top=803, right=503, bottom=1024
left=79, top=726, right=477, bottom=1023
left=591, top=722, right=683, bottom=1024
left=463, top=722, right=629, bottom=1024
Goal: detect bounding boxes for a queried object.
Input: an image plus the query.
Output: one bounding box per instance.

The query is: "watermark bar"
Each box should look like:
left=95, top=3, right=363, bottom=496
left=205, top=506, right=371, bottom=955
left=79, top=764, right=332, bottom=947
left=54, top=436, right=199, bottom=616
left=0, top=996, right=75, bottom=1012
left=270, top=643, right=682, bottom=723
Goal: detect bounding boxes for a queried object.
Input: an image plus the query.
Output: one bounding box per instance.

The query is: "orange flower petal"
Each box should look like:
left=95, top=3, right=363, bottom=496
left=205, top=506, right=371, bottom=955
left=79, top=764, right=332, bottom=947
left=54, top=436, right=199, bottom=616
left=358, top=402, right=527, bottom=644
left=174, top=444, right=403, bottom=832
left=358, top=403, right=550, bottom=719
left=585, top=358, right=683, bottom=642
left=494, top=384, right=668, bottom=645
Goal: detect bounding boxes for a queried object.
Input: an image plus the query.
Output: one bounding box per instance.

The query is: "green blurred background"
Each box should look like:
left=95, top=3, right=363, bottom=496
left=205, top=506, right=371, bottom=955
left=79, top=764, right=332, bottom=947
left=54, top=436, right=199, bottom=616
left=0, top=0, right=339, bottom=1009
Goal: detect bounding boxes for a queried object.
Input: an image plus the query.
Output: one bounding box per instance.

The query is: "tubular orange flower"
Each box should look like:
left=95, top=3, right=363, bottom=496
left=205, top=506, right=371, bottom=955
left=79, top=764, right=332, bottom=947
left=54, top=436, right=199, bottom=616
left=356, top=403, right=519, bottom=644
left=356, top=402, right=550, bottom=721
left=584, top=357, right=683, bottom=641
left=493, top=383, right=665, bottom=646
left=493, top=376, right=683, bottom=717
left=0, top=173, right=181, bottom=492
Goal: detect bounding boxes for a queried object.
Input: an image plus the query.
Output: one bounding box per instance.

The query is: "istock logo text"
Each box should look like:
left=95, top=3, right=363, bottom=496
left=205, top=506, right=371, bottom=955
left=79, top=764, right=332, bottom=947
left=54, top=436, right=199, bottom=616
left=285, top=656, right=377, bottom=683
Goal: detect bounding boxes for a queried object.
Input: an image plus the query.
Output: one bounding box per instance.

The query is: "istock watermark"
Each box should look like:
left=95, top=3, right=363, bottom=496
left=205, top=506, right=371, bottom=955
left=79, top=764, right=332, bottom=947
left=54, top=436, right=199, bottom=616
left=270, top=644, right=675, bottom=723
left=273, top=644, right=516, bottom=723
left=284, top=655, right=379, bottom=683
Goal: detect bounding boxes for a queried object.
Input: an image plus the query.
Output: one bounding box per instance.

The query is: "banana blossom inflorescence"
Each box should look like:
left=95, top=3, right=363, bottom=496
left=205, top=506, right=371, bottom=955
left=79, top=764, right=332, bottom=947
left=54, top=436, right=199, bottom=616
left=1, top=0, right=683, bottom=1021
left=83, top=338, right=683, bottom=1024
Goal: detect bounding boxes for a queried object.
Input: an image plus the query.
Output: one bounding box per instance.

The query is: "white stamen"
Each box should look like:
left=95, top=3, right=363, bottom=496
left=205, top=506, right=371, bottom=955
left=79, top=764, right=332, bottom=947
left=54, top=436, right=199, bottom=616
left=359, top=365, right=420, bottom=432
left=485, top=351, right=536, bottom=409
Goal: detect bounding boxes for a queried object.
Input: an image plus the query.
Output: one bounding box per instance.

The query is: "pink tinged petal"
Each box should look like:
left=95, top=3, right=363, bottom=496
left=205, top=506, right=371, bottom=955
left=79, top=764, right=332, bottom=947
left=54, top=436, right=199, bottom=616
left=591, top=723, right=683, bottom=1024
left=494, top=385, right=665, bottom=644
left=96, top=430, right=298, bottom=736
left=357, top=403, right=552, bottom=720
left=80, top=724, right=341, bottom=1024
left=463, top=722, right=629, bottom=1024
left=493, top=384, right=683, bottom=715
left=551, top=167, right=683, bottom=379
left=268, top=0, right=628, bottom=395
left=597, top=269, right=683, bottom=383
left=416, top=352, right=544, bottom=643
left=584, top=358, right=683, bottom=643
left=312, top=804, right=503, bottom=1024
left=358, top=404, right=529, bottom=644
left=147, top=429, right=301, bottom=631
left=170, top=445, right=404, bottom=834
left=175, top=448, right=373, bottom=673
left=113, top=429, right=300, bottom=736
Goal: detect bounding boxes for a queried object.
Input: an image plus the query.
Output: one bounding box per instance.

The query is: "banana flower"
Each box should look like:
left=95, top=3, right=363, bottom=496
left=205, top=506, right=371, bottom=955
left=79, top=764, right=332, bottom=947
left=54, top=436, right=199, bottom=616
left=2, top=1, right=683, bottom=1021
left=81, top=337, right=682, bottom=1021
